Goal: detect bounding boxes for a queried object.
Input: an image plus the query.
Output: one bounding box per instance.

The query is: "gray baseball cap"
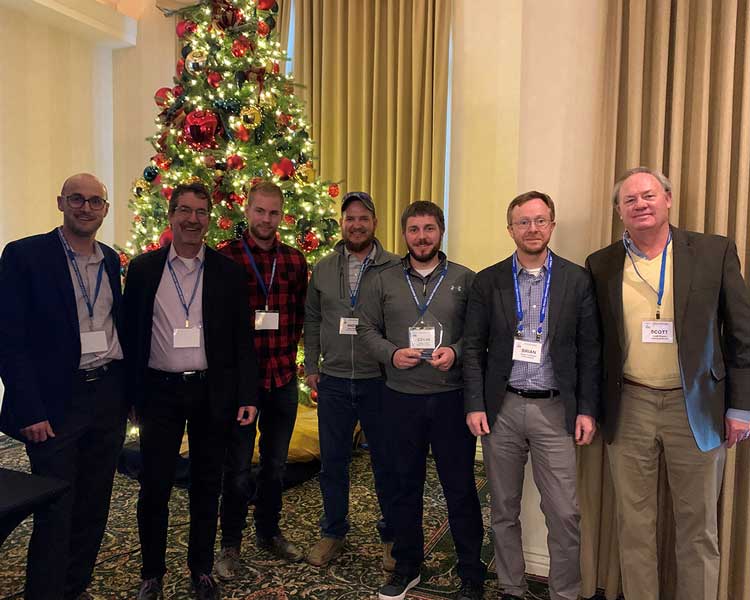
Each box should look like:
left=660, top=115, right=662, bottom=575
left=341, top=191, right=376, bottom=215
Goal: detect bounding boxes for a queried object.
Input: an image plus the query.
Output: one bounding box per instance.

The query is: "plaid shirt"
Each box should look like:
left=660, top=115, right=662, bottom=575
left=220, top=232, right=308, bottom=391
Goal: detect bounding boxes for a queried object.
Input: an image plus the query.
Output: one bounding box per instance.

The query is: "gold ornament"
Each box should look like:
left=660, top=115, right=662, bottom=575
left=183, top=175, right=203, bottom=185
left=240, top=105, right=262, bottom=129
left=133, top=178, right=150, bottom=196
left=296, top=164, right=315, bottom=184
left=259, top=93, right=276, bottom=108
left=185, top=49, right=208, bottom=75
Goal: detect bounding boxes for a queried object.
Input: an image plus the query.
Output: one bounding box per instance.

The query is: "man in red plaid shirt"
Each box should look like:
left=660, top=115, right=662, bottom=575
left=215, top=181, right=308, bottom=577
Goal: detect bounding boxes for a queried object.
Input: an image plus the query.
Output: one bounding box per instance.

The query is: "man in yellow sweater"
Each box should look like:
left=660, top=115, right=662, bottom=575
left=586, top=167, right=750, bottom=600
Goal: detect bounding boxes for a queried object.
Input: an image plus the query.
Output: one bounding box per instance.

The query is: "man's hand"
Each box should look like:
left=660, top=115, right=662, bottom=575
left=393, top=348, right=422, bottom=369
left=466, top=411, right=490, bottom=436
left=575, top=414, right=596, bottom=446
left=20, top=420, right=55, bottom=444
left=427, top=347, right=456, bottom=371
left=725, top=416, right=750, bottom=448
left=237, top=406, right=258, bottom=426
left=306, top=373, right=320, bottom=392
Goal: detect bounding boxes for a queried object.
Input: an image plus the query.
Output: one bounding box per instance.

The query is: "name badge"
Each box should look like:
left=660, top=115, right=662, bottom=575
left=409, top=326, right=436, bottom=350
left=255, top=310, right=280, bottom=330
left=339, top=317, right=359, bottom=335
left=173, top=327, right=201, bottom=348
left=81, top=330, right=108, bottom=354
left=512, top=338, right=542, bottom=364
left=642, top=320, right=674, bottom=343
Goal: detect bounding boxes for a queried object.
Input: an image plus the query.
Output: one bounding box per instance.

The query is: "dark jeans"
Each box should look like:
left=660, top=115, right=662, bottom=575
left=385, top=387, right=486, bottom=585
left=24, top=361, right=127, bottom=600
left=220, top=378, right=298, bottom=546
left=137, top=373, right=232, bottom=579
left=317, top=374, right=395, bottom=541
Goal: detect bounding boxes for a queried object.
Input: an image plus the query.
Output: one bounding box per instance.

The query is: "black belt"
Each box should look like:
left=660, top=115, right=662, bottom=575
left=147, top=368, right=208, bottom=384
left=76, top=361, right=117, bottom=383
left=506, top=384, right=559, bottom=399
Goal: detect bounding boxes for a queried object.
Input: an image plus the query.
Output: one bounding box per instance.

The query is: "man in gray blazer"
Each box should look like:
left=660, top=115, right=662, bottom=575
left=464, top=191, right=601, bottom=600
left=586, top=166, right=750, bottom=600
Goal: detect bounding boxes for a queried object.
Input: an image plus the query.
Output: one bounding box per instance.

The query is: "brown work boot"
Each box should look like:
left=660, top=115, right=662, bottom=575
left=214, top=546, right=241, bottom=581
left=382, top=541, right=396, bottom=571
left=306, top=536, right=345, bottom=567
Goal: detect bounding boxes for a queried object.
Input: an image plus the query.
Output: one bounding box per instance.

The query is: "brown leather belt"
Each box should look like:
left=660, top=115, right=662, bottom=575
left=623, top=378, right=682, bottom=392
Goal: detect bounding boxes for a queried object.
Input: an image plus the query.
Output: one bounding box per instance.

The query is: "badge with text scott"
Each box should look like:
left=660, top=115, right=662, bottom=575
left=642, top=320, right=674, bottom=343
left=404, top=265, right=447, bottom=360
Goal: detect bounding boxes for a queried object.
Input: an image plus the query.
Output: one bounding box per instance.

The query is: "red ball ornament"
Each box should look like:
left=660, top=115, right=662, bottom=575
left=154, top=87, right=174, bottom=107
left=207, top=71, right=223, bottom=88
left=232, top=36, right=252, bottom=58
left=158, top=227, right=173, bottom=247
left=176, top=20, right=197, bottom=38
left=212, top=189, right=226, bottom=204
left=145, top=242, right=161, bottom=253
left=228, top=192, right=245, bottom=206
left=283, top=214, right=296, bottom=225
left=176, top=58, right=185, bottom=77
left=272, top=62, right=280, bottom=74
left=152, top=153, right=171, bottom=170
left=277, top=113, right=292, bottom=127
left=297, top=231, right=320, bottom=253
left=328, top=183, right=340, bottom=198
left=218, top=216, right=233, bottom=230
left=257, top=21, right=270, bottom=36
left=183, top=110, right=219, bottom=149
left=172, top=85, right=184, bottom=97
left=227, top=154, right=245, bottom=170
left=271, top=157, right=295, bottom=180
left=161, top=186, right=173, bottom=201
left=258, top=0, right=275, bottom=9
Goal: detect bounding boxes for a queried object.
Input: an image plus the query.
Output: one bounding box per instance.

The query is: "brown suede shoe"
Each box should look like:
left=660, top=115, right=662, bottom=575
left=382, top=541, right=396, bottom=571
left=306, top=536, right=345, bottom=566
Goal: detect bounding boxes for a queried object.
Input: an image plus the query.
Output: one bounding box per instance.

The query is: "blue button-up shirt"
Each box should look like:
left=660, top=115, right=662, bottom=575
left=508, top=262, right=557, bottom=390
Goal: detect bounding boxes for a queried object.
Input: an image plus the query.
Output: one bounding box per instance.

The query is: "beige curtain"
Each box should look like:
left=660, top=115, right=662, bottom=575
left=291, top=0, right=451, bottom=253
left=584, top=1, right=750, bottom=599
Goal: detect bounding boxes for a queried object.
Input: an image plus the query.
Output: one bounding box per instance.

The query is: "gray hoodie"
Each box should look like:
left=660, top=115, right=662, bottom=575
left=304, top=239, right=399, bottom=379
left=357, top=252, right=475, bottom=394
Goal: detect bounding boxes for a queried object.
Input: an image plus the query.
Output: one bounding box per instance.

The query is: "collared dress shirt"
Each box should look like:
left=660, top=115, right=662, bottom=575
left=147, top=244, right=208, bottom=372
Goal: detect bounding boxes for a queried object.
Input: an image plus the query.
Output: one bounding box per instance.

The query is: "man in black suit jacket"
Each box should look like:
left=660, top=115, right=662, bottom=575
left=464, top=192, right=601, bottom=600
left=586, top=167, right=750, bottom=600
left=0, top=173, right=128, bottom=600
left=122, top=183, right=257, bottom=600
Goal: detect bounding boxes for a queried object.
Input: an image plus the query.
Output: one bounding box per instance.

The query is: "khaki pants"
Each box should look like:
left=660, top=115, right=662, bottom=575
left=608, top=383, right=726, bottom=600
left=482, top=392, right=581, bottom=600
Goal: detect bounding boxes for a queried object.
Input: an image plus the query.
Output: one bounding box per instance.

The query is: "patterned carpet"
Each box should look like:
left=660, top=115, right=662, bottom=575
left=0, top=434, right=556, bottom=599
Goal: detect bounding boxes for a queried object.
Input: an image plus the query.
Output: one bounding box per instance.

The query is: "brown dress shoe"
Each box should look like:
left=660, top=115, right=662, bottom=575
left=257, top=533, right=304, bottom=562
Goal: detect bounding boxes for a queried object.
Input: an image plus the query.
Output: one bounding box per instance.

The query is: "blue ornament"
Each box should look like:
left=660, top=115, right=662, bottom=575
left=143, top=166, right=159, bottom=181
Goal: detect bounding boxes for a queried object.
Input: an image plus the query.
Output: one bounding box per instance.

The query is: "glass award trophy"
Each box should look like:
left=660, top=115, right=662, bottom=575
left=408, top=310, right=444, bottom=360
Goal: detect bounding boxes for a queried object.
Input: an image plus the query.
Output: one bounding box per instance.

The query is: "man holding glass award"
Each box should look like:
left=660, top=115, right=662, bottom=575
left=358, top=201, right=486, bottom=600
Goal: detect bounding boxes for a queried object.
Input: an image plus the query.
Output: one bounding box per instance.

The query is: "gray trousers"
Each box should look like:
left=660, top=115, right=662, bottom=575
left=482, top=391, right=581, bottom=600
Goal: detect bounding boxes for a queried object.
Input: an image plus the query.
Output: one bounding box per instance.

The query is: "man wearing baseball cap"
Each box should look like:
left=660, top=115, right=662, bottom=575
left=304, top=191, right=400, bottom=568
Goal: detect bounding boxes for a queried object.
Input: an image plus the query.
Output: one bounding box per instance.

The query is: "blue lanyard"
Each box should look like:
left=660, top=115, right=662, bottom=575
left=242, top=239, right=277, bottom=310
left=349, top=258, right=371, bottom=308
left=404, top=265, right=448, bottom=319
left=58, top=229, right=105, bottom=321
left=511, top=251, right=553, bottom=341
left=624, top=231, right=671, bottom=319
left=167, top=257, right=204, bottom=327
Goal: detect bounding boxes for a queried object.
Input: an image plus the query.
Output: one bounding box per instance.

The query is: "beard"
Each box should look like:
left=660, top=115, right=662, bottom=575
left=407, top=241, right=440, bottom=264
left=250, top=222, right=276, bottom=241
left=344, top=231, right=375, bottom=253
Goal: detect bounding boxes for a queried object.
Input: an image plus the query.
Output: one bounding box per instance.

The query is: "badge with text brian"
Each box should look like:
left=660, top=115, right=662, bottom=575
left=339, top=317, right=359, bottom=335
left=642, top=320, right=674, bottom=344
left=81, top=330, right=108, bottom=354
left=173, top=327, right=201, bottom=349
left=255, top=310, right=280, bottom=331
left=512, top=338, right=542, bottom=364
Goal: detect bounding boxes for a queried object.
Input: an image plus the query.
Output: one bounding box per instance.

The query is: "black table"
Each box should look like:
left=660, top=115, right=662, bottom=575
left=0, top=467, right=69, bottom=546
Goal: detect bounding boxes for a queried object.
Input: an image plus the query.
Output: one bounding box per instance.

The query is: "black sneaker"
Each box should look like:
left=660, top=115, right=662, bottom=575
left=378, top=572, right=421, bottom=600
left=192, top=573, right=219, bottom=600
left=457, top=580, right=484, bottom=599
left=136, top=578, right=163, bottom=600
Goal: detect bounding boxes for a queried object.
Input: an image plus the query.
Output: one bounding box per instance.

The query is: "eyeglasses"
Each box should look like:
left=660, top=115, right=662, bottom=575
left=173, top=206, right=210, bottom=219
left=511, top=217, right=553, bottom=230
left=64, top=194, right=108, bottom=211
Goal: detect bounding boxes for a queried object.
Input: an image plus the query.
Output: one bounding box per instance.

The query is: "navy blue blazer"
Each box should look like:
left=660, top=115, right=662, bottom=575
left=0, top=229, right=124, bottom=440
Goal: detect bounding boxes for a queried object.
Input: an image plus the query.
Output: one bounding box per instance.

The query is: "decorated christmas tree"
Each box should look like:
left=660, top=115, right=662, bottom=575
left=122, top=0, right=340, bottom=264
